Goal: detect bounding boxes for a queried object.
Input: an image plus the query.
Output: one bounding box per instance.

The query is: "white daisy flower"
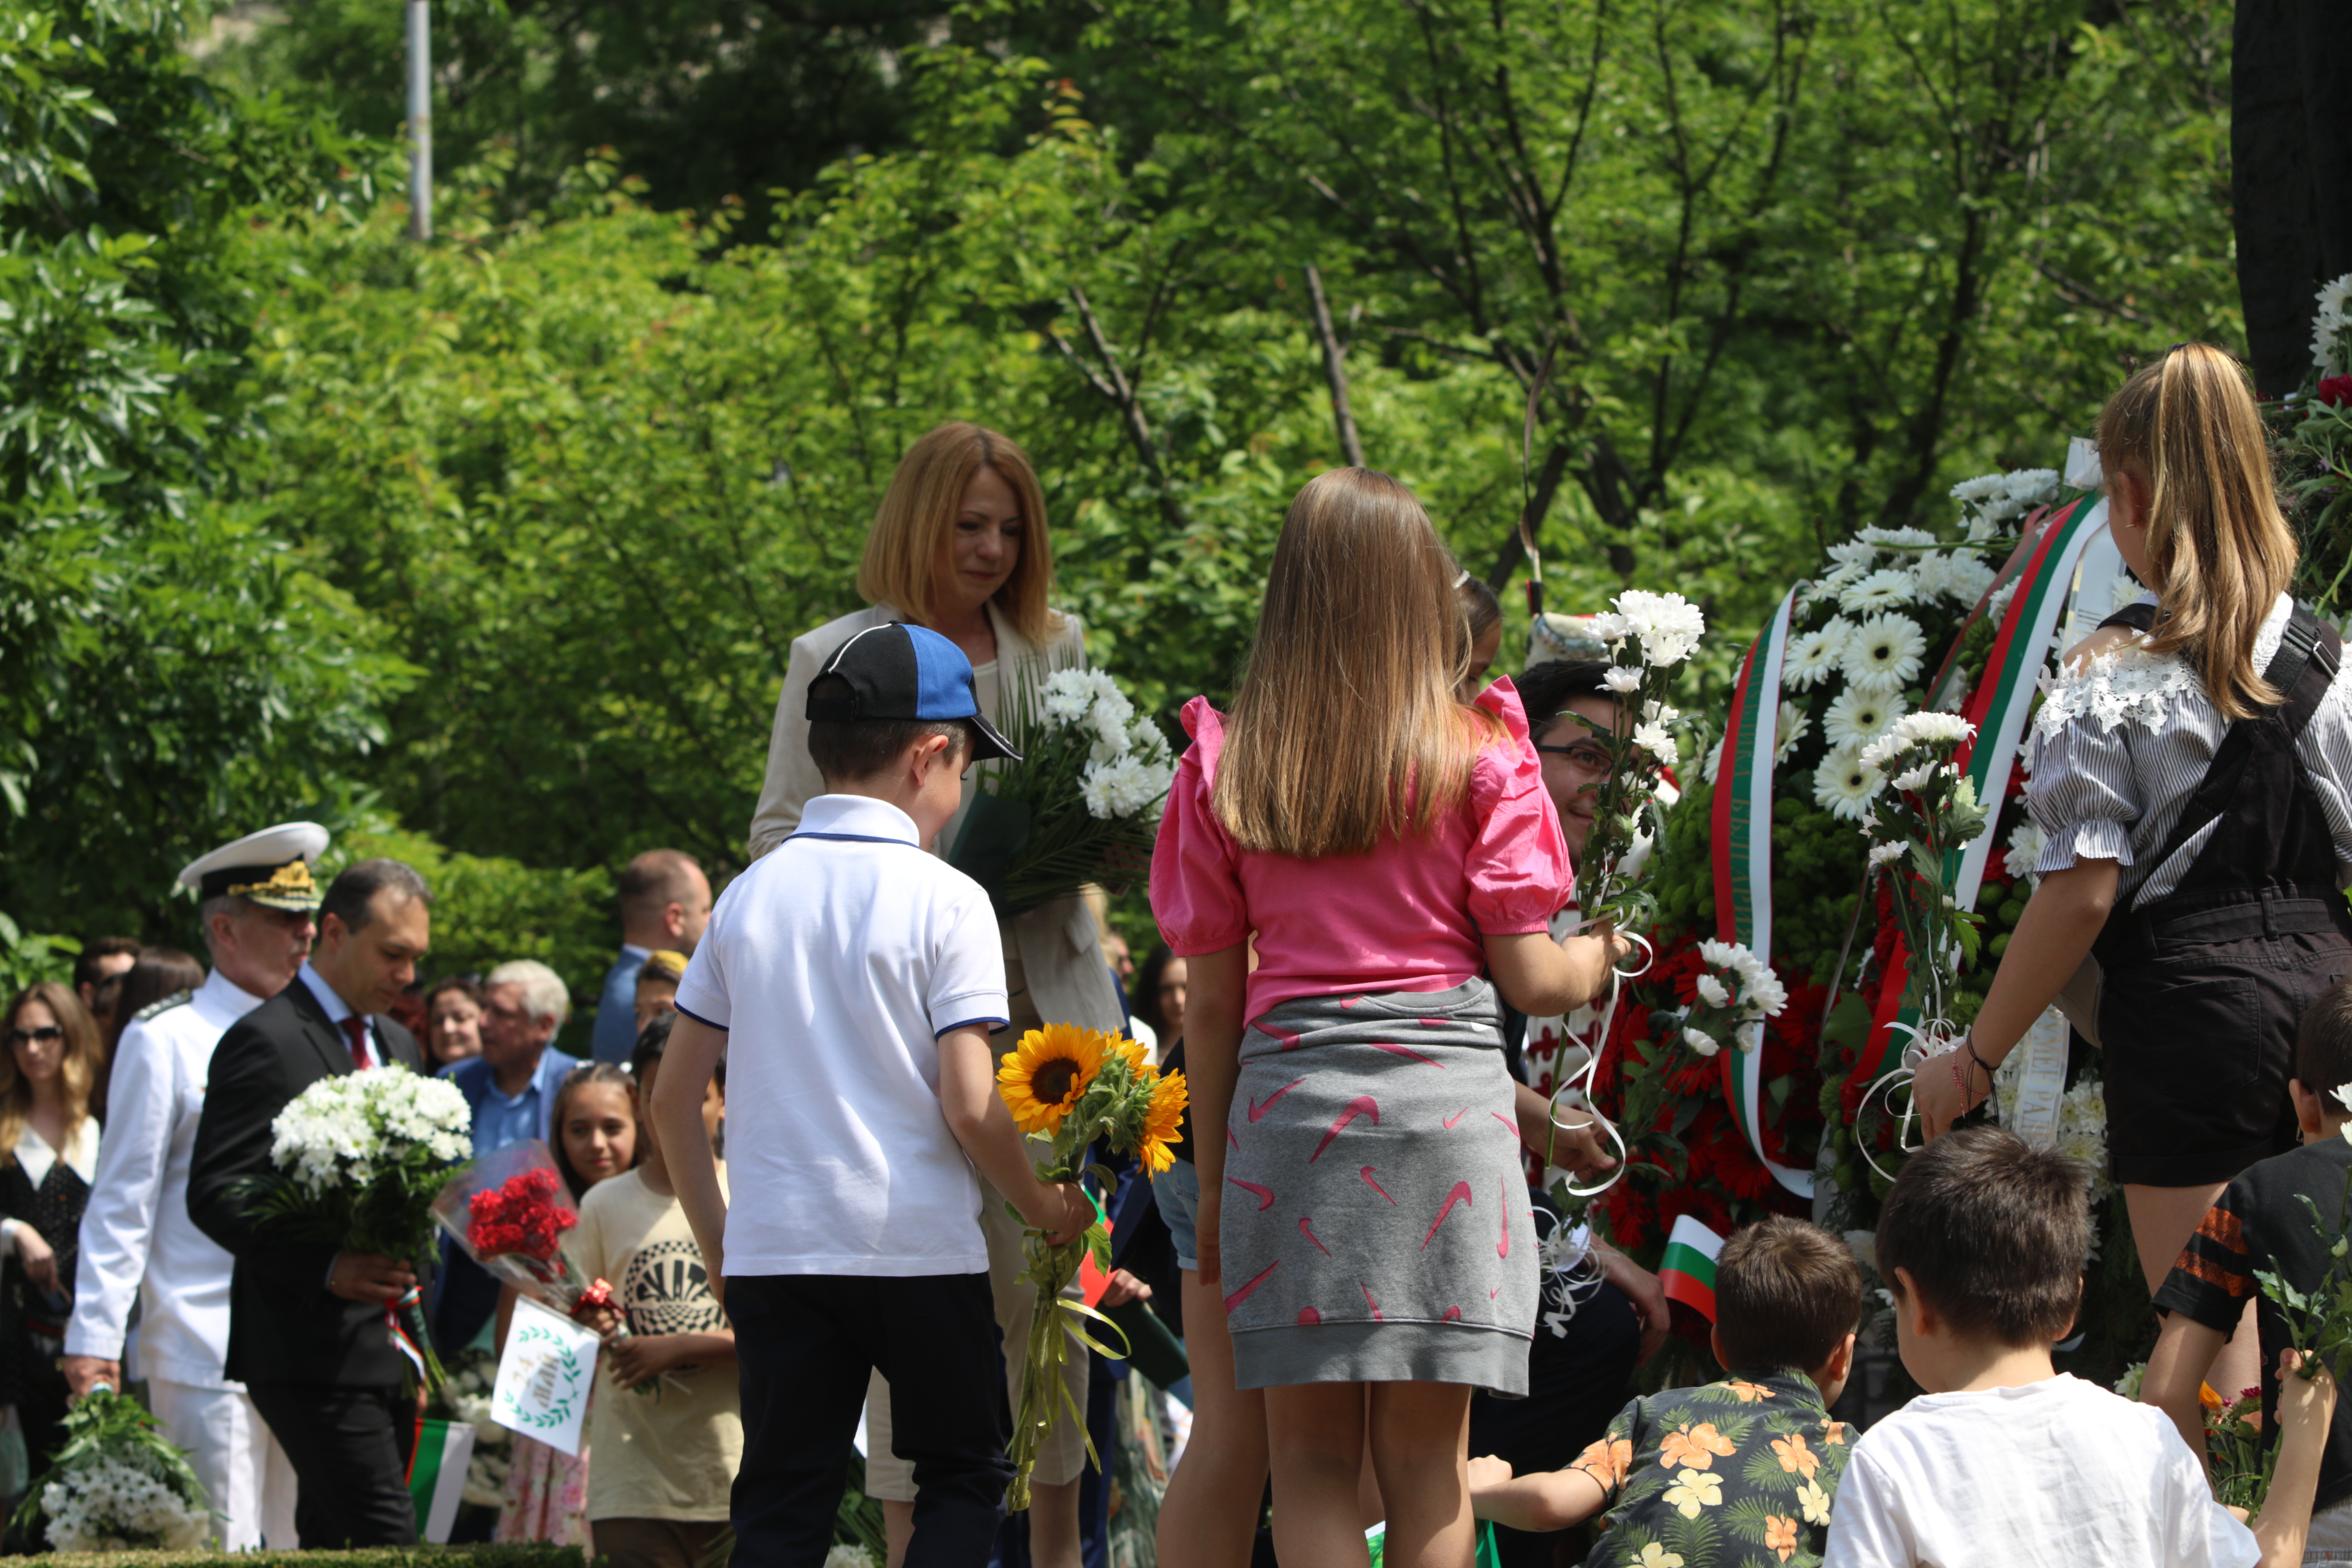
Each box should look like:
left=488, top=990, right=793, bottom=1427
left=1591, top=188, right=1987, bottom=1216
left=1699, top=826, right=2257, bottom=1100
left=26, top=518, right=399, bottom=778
left=1823, top=687, right=1907, bottom=750
left=1695, top=974, right=1731, bottom=1008
left=1602, top=666, right=1642, bottom=693
left=1838, top=568, right=1915, bottom=614
left=1632, top=720, right=1676, bottom=764
left=1892, top=761, right=1936, bottom=792
left=1842, top=614, right=1927, bottom=694
left=1868, top=840, right=1905, bottom=867
left=1683, top=1027, right=1719, bottom=1057
left=1813, top=744, right=1884, bottom=822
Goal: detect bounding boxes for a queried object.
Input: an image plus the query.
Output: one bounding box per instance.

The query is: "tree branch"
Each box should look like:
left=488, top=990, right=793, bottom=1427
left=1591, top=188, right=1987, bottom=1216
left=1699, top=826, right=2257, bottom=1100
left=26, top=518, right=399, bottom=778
left=1305, top=265, right=1368, bottom=468
left=1484, top=440, right=1572, bottom=591
left=1047, top=286, right=1188, bottom=532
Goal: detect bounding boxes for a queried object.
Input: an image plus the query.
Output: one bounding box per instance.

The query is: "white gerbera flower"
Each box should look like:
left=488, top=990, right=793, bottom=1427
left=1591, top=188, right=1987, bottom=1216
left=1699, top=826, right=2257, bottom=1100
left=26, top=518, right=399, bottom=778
left=1784, top=624, right=1847, bottom=690
left=1774, top=699, right=1810, bottom=764
left=1603, top=666, right=1642, bottom=693
left=1823, top=687, right=1906, bottom=750
left=1839, top=568, right=1915, bottom=614
left=1813, top=744, right=1884, bottom=822
left=1842, top=614, right=1927, bottom=694
left=1868, top=840, right=1905, bottom=867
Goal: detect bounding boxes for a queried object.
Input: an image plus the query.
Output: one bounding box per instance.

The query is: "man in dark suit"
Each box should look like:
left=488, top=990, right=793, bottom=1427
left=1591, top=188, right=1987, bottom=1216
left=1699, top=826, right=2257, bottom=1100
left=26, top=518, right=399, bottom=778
left=189, top=859, right=435, bottom=1549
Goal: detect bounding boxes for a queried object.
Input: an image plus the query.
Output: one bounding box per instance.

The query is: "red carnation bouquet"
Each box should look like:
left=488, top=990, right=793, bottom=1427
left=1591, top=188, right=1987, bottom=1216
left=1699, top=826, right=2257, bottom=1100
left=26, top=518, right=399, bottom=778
left=431, top=1142, right=614, bottom=1321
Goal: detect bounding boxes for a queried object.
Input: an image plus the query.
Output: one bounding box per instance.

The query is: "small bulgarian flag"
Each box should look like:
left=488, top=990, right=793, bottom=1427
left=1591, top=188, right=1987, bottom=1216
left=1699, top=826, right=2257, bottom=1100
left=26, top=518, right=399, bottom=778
left=408, top=1415, right=477, bottom=1544
left=1658, top=1214, right=1727, bottom=1322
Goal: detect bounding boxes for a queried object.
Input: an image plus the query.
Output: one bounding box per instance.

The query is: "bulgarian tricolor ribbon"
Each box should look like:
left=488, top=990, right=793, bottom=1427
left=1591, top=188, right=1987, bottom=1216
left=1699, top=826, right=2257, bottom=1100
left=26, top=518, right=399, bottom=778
left=1851, top=491, right=2110, bottom=1086
left=1710, top=583, right=1813, bottom=1198
left=1657, top=1213, right=1727, bottom=1321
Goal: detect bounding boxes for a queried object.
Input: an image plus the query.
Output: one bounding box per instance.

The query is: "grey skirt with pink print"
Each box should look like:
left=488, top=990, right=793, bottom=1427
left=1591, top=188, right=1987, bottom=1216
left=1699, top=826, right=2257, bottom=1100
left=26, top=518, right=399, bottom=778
left=1218, top=977, right=1538, bottom=1393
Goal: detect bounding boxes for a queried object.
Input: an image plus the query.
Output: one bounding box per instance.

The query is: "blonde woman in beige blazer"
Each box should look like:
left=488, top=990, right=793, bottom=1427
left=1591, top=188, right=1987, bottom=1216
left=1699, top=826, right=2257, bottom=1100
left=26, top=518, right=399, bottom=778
left=744, top=423, right=1119, bottom=1568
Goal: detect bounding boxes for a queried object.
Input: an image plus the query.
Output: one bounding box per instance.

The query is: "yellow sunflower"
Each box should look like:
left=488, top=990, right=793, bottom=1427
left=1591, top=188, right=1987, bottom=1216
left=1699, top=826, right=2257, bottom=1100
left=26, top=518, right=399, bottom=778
left=1137, top=1068, right=1188, bottom=1175
left=1111, top=1036, right=1151, bottom=1078
left=997, top=1023, right=1110, bottom=1134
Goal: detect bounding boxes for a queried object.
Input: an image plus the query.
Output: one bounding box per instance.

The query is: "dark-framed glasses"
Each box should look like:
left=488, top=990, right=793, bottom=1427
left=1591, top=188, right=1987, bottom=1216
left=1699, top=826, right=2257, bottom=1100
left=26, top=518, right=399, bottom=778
left=1534, top=741, right=1614, bottom=773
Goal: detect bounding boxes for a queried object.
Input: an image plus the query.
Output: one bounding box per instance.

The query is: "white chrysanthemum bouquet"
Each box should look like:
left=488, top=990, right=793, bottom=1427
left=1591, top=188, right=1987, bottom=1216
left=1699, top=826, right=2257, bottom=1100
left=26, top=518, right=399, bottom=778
left=1857, top=711, right=1990, bottom=1031
left=1570, top=589, right=1705, bottom=932
left=242, top=1069, right=475, bottom=1404
left=1676, top=939, right=1789, bottom=1057
left=12, top=1390, right=213, bottom=1552
left=948, top=665, right=1175, bottom=915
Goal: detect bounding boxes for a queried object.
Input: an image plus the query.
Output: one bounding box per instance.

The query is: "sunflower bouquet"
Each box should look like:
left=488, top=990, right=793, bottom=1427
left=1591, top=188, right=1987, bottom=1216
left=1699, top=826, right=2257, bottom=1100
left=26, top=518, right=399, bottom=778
left=995, top=1022, right=1186, bottom=1510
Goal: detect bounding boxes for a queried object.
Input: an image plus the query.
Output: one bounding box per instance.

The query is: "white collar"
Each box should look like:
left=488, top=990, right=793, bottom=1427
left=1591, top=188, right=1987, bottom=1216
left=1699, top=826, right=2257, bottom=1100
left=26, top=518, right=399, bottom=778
left=199, top=966, right=270, bottom=1014
left=297, top=960, right=359, bottom=1028
left=15, top=1118, right=98, bottom=1189
left=797, top=794, right=922, bottom=846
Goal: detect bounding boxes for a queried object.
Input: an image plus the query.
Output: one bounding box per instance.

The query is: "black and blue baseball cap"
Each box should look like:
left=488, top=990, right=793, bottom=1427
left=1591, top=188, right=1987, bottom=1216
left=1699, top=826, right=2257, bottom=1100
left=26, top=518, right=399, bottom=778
left=807, top=622, right=1022, bottom=763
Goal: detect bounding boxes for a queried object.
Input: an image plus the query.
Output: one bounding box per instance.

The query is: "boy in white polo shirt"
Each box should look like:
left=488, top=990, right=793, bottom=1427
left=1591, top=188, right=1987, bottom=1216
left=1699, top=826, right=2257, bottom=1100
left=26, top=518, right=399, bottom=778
left=652, top=621, right=1091, bottom=1568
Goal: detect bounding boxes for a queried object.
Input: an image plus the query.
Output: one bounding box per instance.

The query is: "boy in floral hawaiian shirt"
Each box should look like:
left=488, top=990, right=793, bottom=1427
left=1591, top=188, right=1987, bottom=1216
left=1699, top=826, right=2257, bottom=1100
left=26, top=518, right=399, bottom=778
left=1470, top=1216, right=1864, bottom=1568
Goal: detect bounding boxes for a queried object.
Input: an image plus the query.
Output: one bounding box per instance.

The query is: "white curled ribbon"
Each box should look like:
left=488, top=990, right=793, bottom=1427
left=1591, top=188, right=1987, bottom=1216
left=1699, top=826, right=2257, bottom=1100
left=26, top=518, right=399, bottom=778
left=1528, top=1205, right=1608, bottom=1337
left=1545, top=930, right=1656, bottom=1200
left=1854, top=1017, right=1963, bottom=1182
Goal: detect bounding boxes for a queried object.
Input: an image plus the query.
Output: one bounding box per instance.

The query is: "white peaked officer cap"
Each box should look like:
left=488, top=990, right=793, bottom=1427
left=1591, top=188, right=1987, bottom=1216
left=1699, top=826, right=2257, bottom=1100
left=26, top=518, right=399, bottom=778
left=178, top=821, right=333, bottom=914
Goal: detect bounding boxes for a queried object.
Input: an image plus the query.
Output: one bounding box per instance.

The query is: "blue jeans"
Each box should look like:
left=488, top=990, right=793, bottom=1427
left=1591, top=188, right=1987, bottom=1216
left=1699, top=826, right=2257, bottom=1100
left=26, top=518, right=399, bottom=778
left=1151, top=1160, right=1202, bottom=1274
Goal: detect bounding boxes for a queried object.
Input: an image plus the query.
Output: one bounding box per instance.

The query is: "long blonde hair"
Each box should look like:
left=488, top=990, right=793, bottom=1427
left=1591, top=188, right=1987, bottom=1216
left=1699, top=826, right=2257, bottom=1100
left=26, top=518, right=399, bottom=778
left=857, top=423, right=1061, bottom=646
left=0, top=982, right=98, bottom=1167
left=1213, top=468, right=1494, bottom=857
left=2097, top=343, right=2298, bottom=721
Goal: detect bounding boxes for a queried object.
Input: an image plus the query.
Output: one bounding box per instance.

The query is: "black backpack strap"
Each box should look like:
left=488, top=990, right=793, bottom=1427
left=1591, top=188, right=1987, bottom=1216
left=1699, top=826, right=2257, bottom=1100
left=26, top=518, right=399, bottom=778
left=2140, top=603, right=2337, bottom=876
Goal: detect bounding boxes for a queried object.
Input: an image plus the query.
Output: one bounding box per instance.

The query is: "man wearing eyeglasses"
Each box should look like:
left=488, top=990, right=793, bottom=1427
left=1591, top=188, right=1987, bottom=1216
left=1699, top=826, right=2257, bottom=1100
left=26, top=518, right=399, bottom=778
left=62, top=823, right=327, bottom=1551
left=1473, top=659, right=1680, bottom=1568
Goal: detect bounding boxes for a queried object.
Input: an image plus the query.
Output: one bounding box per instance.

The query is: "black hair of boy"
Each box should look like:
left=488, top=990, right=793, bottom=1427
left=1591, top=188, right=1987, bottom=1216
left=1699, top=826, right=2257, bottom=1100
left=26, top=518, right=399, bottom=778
left=1876, top=1125, right=2089, bottom=1345
left=1515, top=660, right=1613, bottom=733
left=2297, top=976, right=2352, bottom=1100
left=1714, top=1215, right=1866, bottom=1372
left=632, top=1009, right=724, bottom=1088
left=803, top=672, right=977, bottom=782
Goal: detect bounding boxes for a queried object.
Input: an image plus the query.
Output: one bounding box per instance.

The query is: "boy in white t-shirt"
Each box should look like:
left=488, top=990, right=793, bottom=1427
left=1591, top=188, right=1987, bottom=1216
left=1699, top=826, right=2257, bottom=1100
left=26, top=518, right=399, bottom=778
left=650, top=622, right=1091, bottom=1568
left=1823, top=1127, right=2335, bottom=1568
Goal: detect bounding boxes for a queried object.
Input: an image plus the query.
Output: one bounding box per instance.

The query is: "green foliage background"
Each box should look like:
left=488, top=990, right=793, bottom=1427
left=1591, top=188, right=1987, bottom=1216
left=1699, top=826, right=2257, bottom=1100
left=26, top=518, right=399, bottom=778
left=0, top=0, right=2246, bottom=1010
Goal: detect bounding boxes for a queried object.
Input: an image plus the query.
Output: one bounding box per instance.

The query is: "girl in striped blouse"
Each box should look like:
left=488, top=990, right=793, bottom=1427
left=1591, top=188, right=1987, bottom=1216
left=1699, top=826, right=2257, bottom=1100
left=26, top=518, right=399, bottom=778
left=1914, top=343, right=2352, bottom=1403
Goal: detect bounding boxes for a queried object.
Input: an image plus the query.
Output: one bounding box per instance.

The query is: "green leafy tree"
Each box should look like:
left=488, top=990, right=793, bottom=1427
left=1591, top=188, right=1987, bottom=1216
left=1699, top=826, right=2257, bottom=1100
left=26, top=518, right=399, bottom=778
left=0, top=0, right=415, bottom=938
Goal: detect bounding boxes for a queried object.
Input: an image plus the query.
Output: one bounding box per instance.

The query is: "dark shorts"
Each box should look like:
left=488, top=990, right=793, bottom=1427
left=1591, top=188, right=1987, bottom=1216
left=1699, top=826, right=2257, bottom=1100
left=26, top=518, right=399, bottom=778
left=2101, top=902, right=2352, bottom=1188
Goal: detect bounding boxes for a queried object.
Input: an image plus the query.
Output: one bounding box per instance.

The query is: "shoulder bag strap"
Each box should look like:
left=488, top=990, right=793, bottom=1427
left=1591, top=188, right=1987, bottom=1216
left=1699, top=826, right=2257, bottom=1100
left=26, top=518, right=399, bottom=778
left=2139, top=603, right=2333, bottom=876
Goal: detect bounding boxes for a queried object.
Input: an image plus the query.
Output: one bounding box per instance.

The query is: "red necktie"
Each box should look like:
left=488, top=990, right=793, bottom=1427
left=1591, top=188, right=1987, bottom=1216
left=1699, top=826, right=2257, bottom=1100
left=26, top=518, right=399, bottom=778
left=340, top=1015, right=373, bottom=1071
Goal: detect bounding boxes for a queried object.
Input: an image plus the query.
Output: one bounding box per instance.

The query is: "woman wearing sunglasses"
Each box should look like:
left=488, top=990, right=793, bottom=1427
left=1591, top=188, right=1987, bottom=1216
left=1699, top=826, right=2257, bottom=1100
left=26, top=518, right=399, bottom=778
left=0, top=981, right=104, bottom=1489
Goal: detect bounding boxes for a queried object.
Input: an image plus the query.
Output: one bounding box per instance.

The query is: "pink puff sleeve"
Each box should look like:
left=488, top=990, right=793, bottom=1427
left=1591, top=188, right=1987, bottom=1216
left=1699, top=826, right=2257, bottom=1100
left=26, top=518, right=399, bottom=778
left=1149, top=698, right=1253, bottom=955
left=1464, top=678, right=1574, bottom=934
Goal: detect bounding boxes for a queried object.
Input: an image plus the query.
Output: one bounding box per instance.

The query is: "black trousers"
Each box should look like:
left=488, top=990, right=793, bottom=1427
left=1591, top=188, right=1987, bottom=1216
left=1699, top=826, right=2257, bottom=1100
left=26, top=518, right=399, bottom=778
left=244, top=1381, right=417, bottom=1548
left=730, top=1271, right=1011, bottom=1568
left=1468, top=1281, right=1642, bottom=1568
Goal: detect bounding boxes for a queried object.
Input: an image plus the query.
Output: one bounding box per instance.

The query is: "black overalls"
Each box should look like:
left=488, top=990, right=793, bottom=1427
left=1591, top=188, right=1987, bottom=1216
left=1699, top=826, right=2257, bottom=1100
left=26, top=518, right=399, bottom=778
left=2090, top=601, right=2352, bottom=1188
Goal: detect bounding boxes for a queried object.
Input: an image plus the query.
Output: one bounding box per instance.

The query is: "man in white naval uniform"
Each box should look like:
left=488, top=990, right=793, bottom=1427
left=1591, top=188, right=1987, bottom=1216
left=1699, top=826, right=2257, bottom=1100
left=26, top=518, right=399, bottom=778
left=61, top=823, right=328, bottom=1550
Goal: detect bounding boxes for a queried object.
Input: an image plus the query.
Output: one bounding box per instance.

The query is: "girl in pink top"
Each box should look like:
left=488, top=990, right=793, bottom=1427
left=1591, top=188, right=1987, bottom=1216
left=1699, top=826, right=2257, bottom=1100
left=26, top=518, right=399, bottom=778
left=1151, top=468, right=1624, bottom=1568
